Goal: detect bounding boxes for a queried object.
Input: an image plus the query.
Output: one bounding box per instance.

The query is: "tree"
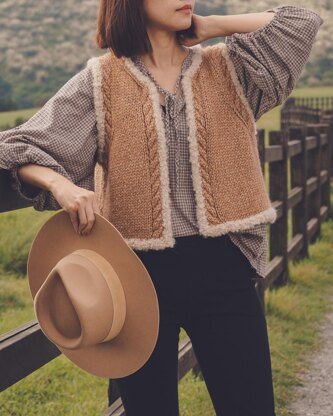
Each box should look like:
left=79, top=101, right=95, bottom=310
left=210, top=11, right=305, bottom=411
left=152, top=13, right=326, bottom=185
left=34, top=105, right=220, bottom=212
left=0, top=77, right=16, bottom=111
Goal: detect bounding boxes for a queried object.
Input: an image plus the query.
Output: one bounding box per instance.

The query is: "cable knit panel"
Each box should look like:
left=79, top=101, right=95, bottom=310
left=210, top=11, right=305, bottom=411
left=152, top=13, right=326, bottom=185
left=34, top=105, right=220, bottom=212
left=187, top=45, right=276, bottom=232
left=141, top=88, right=165, bottom=238
left=87, top=45, right=277, bottom=250
left=190, top=72, right=220, bottom=225
left=89, top=52, right=167, bottom=243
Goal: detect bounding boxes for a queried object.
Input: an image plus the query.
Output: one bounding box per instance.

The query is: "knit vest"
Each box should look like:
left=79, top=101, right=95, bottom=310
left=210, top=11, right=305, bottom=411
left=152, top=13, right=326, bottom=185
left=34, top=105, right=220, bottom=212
left=87, top=43, right=277, bottom=251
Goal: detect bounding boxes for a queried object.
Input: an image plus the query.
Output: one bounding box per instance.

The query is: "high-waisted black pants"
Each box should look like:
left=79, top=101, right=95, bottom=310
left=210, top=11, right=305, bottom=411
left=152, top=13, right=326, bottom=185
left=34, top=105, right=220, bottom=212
left=112, top=234, right=276, bottom=416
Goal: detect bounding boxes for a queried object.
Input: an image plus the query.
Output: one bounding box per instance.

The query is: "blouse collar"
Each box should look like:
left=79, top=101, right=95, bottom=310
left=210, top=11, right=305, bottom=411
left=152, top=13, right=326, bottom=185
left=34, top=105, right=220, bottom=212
left=130, top=48, right=194, bottom=117
left=131, top=47, right=194, bottom=78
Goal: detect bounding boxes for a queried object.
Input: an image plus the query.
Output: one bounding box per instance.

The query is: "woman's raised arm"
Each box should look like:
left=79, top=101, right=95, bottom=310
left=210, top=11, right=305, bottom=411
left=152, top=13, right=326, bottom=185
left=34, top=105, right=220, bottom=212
left=180, top=6, right=324, bottom=121
left=223, top=5, right=324, bottom=121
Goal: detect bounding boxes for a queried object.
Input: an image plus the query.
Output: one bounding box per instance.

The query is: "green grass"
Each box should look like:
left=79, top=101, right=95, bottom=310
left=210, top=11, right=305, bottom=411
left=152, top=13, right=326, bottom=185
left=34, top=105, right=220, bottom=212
left=0, top=108, right=41, bottom=129
left=291, top=86, right=333, bottom=97
left=0, top=209, right=54, bottom=277
left=266, top=215, right=333, bottom=416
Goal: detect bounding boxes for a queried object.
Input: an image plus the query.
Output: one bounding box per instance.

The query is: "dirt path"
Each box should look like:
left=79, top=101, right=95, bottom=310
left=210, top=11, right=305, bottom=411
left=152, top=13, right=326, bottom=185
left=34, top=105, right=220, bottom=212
left=287, top=292, right=333, bottom=416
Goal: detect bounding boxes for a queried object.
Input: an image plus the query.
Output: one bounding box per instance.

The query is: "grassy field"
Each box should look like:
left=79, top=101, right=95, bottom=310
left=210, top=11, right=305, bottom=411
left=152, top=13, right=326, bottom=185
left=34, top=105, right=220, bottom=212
left=0, top=108, right=41, bottom=129
left=1, top=86, right=333, bottom=414
left=290, top=86, right=333, bottom=98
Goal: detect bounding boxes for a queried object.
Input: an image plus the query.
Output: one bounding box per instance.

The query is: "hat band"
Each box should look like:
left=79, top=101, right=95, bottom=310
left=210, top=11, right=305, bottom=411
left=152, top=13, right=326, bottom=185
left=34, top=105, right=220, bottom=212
left=34, top=250, right=126, bottom=349
left=73, top=249, right=127, bottom=343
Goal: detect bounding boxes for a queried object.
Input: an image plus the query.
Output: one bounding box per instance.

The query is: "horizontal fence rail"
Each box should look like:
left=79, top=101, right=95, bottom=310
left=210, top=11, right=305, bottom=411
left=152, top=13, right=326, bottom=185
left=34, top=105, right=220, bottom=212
left=0, top=99, right=333, bottom=414
left=0, top=169, right=32, bottom=212
left=293, top=96, right=333, bottom=110
left=281, top=97, right=333, bottom=128
left=0, top=320, right=200, bottom=416
left=257, top=121, right=333, bottom=293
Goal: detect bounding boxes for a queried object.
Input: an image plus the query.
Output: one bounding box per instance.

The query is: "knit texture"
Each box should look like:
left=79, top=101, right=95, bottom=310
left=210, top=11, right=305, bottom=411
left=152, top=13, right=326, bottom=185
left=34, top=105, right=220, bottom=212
left=87, top=43, right=277, bottom=250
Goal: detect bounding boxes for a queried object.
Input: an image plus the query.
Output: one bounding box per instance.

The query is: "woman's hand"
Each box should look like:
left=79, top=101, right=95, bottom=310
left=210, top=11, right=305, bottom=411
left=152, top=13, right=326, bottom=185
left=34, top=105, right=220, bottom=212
left=16, top=164, right=100, bottom=236
left=178, top=14, right=212, bottom=47
left=50, top=178, right=100, bottom=236
left=180, top=12, right=278, bottom=45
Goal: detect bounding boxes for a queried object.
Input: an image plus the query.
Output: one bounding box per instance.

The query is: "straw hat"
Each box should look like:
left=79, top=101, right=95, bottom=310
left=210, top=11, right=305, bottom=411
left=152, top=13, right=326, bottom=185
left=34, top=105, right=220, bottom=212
left=27, top=210, right=160, bottom=378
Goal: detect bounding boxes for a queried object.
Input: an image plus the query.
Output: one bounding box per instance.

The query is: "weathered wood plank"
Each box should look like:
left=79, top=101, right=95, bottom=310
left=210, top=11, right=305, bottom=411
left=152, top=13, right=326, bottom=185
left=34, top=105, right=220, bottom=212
left=0, top=169, right=32, bottom=212
left=0, top=321, right=61, bottom=392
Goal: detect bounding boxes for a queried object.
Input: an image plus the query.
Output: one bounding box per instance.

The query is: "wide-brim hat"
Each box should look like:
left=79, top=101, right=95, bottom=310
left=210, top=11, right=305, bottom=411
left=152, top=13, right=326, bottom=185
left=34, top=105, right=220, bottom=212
left=27, top=210, right=160, bottom=379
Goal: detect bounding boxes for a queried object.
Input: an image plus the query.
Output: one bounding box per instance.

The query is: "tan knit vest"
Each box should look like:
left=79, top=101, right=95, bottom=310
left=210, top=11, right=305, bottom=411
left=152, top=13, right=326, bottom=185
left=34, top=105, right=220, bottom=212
left=87, top=43, right=277, bottom=251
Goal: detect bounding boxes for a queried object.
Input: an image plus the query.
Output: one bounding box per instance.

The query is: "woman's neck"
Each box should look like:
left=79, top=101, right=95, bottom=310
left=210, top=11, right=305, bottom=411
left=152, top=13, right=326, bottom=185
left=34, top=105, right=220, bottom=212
left=139, top=45, right=189, bottom=72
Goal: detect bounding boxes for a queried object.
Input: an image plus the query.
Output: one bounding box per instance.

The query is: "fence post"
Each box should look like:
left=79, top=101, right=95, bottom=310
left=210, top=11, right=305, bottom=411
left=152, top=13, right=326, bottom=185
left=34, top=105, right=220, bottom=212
left=289, top=126, right=309, bottom=260
left=108, top=380, right=121, bottom=408
left=306, top=124, right=322, bottom=243
left=281, top=97, right=296, bottom=131
left=319, top=122, right=333, bottom=220
left=0, top=169, right=32, bottom=213
left=321, top=112, right=333, bottom=184
left=269, top=130, right=289, bottom=287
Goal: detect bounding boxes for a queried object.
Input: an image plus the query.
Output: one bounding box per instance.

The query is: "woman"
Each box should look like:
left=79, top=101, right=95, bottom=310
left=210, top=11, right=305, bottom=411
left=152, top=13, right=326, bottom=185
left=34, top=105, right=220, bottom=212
left=0, top=1, right=323, bottom=415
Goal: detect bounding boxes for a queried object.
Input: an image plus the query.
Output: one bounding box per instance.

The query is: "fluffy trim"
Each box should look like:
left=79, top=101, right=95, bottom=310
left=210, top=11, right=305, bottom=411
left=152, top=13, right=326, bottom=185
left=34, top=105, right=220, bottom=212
left=180, top=44, right=209, bottom=236
left=89, top=44, right=276, bottom=249
left=86, top=57, right=106, bottom=166
left=122, top=54, right=176, bottom=250
left=183, top=43, right=277, bottom=236
left=220, top=43, right=258, bottom=135
left=205, top=207, right=277, bottom=237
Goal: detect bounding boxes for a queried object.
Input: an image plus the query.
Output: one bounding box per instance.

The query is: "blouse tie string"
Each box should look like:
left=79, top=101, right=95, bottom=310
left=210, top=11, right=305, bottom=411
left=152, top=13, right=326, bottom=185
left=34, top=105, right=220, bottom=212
left=163, top=93, right=181, bottom=190
left=134, top=52, right=190, bottom=190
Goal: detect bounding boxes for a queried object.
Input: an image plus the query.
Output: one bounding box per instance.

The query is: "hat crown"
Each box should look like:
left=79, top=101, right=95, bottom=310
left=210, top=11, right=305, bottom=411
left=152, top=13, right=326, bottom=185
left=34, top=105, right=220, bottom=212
left=34, top=249, right=126, bottom=349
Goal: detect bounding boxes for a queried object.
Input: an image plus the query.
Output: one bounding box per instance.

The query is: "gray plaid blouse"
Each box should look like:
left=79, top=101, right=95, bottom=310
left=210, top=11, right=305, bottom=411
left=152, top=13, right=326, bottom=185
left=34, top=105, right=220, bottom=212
left=0, top=5, right=324, bottom=279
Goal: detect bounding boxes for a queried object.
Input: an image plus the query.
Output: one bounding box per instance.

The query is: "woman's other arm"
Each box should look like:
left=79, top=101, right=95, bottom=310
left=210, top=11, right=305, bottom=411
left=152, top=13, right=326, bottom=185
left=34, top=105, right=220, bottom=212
left=206, top=5, right=324, bottom=121
left=0, top=66, right=99, bottom=235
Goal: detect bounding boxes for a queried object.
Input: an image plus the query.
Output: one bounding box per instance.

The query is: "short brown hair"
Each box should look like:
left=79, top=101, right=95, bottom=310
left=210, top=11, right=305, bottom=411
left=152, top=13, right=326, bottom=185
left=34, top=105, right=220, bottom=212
left=95, top=0, right=196, bottom=58
left=95, top=0, right=149, bottom=58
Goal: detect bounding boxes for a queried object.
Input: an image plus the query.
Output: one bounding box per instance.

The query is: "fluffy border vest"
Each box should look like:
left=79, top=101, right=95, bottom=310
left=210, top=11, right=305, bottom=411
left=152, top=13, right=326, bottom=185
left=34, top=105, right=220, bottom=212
left=87, top=43, right=277, bottom=251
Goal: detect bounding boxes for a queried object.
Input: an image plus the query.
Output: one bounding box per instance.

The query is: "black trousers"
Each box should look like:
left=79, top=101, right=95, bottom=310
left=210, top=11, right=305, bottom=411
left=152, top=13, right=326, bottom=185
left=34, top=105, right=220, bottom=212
left=111, top=234, right=276, bottom=416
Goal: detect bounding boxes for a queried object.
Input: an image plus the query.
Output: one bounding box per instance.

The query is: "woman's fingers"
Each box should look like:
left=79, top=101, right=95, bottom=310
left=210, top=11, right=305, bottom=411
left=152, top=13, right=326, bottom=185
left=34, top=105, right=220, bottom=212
left=68, top=207, right=79, bottom=234
left=81, top=203, right=96, bottom=236
left=78, top=203, right=88, bottom=235
left=54, top=184, right=99, bottom=235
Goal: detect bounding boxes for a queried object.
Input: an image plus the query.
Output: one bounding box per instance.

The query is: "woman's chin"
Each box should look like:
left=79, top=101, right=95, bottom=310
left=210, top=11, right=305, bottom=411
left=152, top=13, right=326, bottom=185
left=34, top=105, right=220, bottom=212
left=175, top=23, right=192, bottom=32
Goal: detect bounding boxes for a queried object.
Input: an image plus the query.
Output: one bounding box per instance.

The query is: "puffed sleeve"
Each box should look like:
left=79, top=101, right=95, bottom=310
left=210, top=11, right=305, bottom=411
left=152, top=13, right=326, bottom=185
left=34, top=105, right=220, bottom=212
left=0, top=65, right=98, bottom=211
left=224, top=5, right=324, bottom=121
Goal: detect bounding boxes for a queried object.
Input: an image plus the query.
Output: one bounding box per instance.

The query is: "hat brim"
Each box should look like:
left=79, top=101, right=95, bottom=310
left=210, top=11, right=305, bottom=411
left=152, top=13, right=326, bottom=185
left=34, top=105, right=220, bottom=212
left=27, top=210, right=160, bottom=378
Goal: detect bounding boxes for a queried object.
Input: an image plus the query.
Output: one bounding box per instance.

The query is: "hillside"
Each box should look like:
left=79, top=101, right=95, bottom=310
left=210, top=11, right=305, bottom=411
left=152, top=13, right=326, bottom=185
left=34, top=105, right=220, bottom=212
left=0, top=0, right=331, bottom=110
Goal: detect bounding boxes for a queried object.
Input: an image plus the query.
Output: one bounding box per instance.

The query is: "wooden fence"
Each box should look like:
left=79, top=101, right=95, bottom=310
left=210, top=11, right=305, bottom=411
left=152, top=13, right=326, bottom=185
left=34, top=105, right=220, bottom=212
left=1, top=97, right=333, bottom=415
left=286, top=95, right=333, bottom=111
left=281, top=96, right=333, bottom=127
